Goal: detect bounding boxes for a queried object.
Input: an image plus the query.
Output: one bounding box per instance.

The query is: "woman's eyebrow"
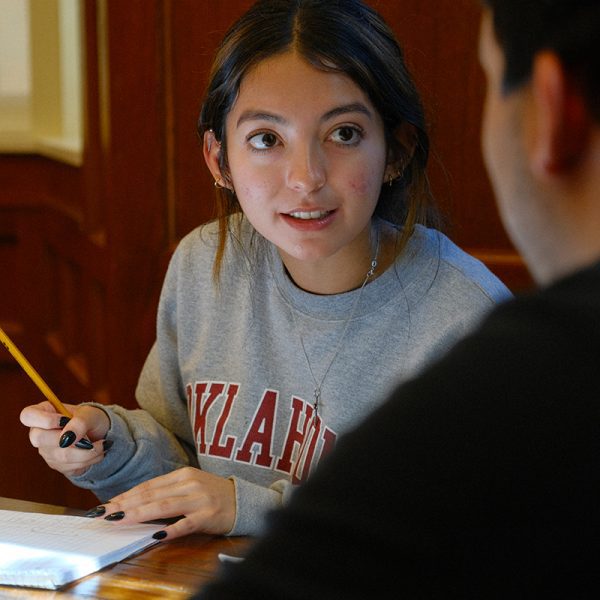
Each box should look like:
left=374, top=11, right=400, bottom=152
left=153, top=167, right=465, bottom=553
left=236, top=102, right=373, bottom=129
left=236, top=111, right=286, bottom=128
left=321, top=103, right=373, bottom=122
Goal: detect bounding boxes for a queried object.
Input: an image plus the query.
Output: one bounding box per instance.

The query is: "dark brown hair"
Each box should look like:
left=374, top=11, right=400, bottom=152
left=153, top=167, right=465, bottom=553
left=482, top=0, right=600, bottom=118
left=198, top=0, right=439, bottom=279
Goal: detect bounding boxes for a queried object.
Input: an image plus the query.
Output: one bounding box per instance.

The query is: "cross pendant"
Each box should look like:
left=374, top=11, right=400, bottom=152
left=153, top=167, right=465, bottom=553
left=313, top=388, right=321, bottom=416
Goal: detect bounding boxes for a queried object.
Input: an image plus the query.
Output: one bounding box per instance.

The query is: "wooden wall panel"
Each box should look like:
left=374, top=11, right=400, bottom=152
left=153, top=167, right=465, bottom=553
left=100, top=0, right=169, bottom=404
left=0, top=202, right=99, bottom=508
left=166, top=0, right=255, bottom=242
left=0, top=211, right=20, bottom=332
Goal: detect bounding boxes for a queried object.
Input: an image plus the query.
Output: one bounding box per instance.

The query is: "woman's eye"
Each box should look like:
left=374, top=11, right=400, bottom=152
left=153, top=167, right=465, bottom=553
left=248, top=132, right=279, bottom=150
left=330, top=126, right=362, bottom=145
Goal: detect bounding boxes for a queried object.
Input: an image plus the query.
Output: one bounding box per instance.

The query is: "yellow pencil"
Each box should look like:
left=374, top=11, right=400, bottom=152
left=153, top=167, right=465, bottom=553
left=0, top=326, right=72, bottom=418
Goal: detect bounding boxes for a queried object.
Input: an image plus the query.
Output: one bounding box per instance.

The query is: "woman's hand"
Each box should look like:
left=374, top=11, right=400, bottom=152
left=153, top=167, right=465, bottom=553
left=94, top=467, right=236, bottom=539
left=20, top=401, right=110, bottom=477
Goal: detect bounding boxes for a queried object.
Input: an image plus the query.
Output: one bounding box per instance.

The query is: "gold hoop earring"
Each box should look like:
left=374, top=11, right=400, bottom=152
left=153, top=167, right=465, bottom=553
left=214, top=178, right=225, bottom=189
left=387, top=167, right=404, bottom=187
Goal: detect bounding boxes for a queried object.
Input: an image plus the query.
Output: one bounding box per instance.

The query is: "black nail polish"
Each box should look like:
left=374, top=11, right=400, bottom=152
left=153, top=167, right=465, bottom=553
left=105, top=511, right=125, bottom=521
left=59, top=416, right=70, bottom=428
left=59, top=431, right=76, bottom=448
left=152, top=530, right=167, bottom=540
left=103, top=439, right=113, bottom=453
left=75, top=438, right=94, bottom=450
left=84, top=505, right=106, bottom=518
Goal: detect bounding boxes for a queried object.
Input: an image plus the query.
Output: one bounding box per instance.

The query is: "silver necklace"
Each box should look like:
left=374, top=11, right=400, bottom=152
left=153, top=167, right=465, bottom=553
left=290, top=228, right=380, bottom=417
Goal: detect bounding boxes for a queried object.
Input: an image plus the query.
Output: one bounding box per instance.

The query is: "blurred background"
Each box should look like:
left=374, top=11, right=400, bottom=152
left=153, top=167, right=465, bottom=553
left=0, top=0, right=530, bottom=509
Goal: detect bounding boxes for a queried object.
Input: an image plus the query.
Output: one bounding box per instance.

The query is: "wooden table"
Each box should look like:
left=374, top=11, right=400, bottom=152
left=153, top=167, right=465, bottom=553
left=0, top=497, right=251, bottom=598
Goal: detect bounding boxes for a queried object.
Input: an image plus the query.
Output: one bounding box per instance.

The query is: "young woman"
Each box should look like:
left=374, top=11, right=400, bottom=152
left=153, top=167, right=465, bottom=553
left=20, top=0, right=510, bottom=540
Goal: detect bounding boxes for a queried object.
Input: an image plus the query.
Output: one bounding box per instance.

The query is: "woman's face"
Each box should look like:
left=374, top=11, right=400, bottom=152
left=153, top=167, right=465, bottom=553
left=214, top=51, right=389, bottom=268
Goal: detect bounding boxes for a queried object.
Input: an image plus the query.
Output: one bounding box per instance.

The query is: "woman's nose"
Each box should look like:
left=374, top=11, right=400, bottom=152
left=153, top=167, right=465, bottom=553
left=285, top=142, right=326, bottom=193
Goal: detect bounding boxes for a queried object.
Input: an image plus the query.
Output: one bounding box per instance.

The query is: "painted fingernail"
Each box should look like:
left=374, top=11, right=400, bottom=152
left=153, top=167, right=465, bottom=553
left=103, top=439, right=113, bottom=453
left=105, top=511, right=125, bottom=521
left=59, top=416, right=70, bottom=428
left=59, top=431, right=76, bottom=448
left=75, top=438, right=94, bottom=450
left=84, top=505, right=106, bottom=518
left=152, top=530, right=167, bottom=540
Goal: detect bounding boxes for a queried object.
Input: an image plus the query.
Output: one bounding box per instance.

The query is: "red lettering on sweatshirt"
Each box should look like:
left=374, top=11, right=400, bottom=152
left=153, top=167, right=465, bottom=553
left=291, top=413, right=321, bottom=483
left=188, top=381, right=225, bottom=454
left=208, top=383, right=239, bottom=458
left=320, top=426, right=336, bottom=459
left=235, top=390, right=278, bottom=468
left=188, top=381, right=338, bottom=477
left=275, top=396, right=312, bottom=474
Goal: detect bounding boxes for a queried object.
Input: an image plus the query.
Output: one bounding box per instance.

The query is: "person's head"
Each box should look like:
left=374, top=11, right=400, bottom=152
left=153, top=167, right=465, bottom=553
left=198, top=0, right=437, bottom=279
left=479, top=0, right=600, bottom=284
left=481, top=0, right=600, bottom=118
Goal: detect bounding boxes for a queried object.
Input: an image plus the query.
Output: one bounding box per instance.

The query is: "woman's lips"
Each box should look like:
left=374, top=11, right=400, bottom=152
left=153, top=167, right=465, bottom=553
left=287, top=209, right=332, bottom=220
left=281, top=209, right=336, bottom=229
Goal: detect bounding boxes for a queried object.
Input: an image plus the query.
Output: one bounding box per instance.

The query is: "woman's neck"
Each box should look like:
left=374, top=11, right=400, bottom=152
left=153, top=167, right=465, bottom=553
left=279, top=221, right=397, bottom=295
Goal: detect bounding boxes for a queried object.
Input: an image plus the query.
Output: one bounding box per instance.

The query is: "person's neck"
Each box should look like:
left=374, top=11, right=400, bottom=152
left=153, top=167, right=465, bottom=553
left=279, top=224, right=382, bottom=295
left=279, top=221, right=398, bottom=295
left=529, top=143, right=600, bottom=286
left=535, top=215, right=600, bottom=286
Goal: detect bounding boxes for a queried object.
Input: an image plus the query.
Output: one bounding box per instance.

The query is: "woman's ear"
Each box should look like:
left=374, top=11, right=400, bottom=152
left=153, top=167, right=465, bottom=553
left=203, top=130, right=228, bottom=187
left=383, top=121, right=417, bottom=184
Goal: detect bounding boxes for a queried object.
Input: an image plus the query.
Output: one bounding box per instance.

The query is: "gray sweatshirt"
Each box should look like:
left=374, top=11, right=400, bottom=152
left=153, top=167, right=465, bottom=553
left=70, top=217, right=511, bottom=535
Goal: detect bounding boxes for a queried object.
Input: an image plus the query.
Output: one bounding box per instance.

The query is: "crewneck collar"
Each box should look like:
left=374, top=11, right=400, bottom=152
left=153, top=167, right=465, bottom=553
left=268, top=222, right=442, bottom=321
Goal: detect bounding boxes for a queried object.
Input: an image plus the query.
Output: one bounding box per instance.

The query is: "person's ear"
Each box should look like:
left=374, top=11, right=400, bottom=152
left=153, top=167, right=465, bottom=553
left=383, top=121, right=417, bottom=185
left=529, top=51, right=590, bottom=178
left=203, top=130, right=230, bottom=188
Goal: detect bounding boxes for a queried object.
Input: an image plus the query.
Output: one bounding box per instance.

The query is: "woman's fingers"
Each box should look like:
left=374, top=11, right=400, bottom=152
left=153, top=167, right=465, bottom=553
left=21, top=402, right=109, bottom=439
left=96, top=468, right=236, bottom=536
left=150, top=514, right=204, bottom=542
left=21, top=401, right=110, bottom=476
left=110, top=468, right=187, bottom=504
left=45, top=442, right=104, bottom=475
left=57, top=405, right=110, bottom=446
left=42, top=439, right=107, bottom=476
left=20, top=401, right=65, bottom=428
left=106, top=470, right=198, bottom=520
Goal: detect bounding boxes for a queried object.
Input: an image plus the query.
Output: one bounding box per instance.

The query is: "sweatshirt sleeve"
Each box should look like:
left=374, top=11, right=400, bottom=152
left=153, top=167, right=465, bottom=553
left=227, top=477, right=296, bottom=536
left=67, top=402, right=195, bottom=502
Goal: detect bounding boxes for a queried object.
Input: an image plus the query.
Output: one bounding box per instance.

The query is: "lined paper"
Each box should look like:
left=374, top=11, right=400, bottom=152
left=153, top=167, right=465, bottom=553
left=0, top=510, right=159, bottom=589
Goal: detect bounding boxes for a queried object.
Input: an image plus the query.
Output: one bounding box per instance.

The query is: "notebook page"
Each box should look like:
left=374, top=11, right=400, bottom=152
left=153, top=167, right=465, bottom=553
left=0, top=509, right=159, bottom=589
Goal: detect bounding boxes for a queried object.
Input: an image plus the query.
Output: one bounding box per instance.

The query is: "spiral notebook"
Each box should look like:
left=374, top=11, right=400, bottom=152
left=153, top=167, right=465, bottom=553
left=0, top=509, right=159, bottom=590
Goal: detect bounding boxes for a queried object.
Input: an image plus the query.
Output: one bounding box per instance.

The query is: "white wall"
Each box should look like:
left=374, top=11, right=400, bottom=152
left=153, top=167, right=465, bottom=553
left=0, top=0, right=83, bottom=164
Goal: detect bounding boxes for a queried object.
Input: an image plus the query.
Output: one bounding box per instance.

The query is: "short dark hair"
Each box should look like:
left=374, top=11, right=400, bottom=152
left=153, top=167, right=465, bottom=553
left=199, top=0, right=439, bottom=278
left=482, top=0, right=600, bottom=119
